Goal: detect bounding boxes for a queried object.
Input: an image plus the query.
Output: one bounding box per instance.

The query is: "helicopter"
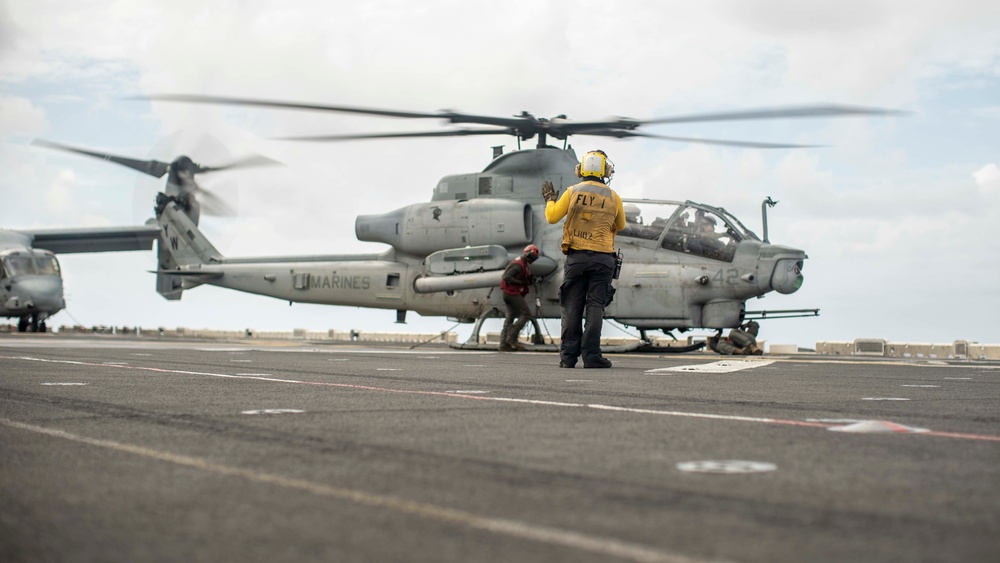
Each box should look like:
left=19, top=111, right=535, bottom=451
left=1, top=223, right=160, bottom=332
left=36, top=96, right=901, bottom=350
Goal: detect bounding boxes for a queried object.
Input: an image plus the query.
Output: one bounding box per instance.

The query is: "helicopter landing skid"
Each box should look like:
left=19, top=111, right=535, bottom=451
left=447, top=340, right=705, bottom=353
left=448, top=307, right=706, bottom=353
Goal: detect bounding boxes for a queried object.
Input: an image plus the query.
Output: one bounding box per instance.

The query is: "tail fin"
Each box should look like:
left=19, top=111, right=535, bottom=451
left=155, top=202, right=223, bottom=300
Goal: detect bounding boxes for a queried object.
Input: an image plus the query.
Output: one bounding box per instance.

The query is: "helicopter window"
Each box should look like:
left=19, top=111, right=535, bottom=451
left=35, top=254, right=61, bottom=275
left=618, top=202, right=679, bottom=241
left=661, top=207, right=739, bottom=262
left=478, top=177, right=492, bottom=195
left=386, top=273, right=400, bottom=288
left=3, top=254, right=36, bottom=276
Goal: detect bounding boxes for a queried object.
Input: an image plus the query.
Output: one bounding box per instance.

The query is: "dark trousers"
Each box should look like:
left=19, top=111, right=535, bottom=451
left=559, top=251, right=615, bottom=364
left=501, top=293, right=532, bottom=345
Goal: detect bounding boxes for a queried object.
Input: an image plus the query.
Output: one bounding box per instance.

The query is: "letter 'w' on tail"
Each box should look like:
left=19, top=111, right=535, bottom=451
left=155, top=202, right=223, bottom=300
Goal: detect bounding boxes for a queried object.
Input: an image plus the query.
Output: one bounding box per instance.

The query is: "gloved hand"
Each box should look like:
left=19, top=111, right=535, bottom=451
left=540, top=181, right=556, bottom=202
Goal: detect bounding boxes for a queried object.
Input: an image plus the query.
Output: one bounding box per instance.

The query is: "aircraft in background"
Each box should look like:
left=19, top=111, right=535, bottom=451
left=1, top=225, right=160, bottom=332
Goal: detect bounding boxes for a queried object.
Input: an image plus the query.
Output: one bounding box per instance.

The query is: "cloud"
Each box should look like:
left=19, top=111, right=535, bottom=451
left=973, top=163, right=1000, bottom=197
left=0, top=95, right=48, bottom=138
left=43, top=169, right=78, bottom=219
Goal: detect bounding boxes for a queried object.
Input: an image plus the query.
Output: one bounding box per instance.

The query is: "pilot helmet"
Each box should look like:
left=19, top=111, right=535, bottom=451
left=624, top=203, right=641, bottom=222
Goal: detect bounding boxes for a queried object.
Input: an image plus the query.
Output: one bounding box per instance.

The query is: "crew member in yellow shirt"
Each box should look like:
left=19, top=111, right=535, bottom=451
left=541, top=149, right=625, bottom=368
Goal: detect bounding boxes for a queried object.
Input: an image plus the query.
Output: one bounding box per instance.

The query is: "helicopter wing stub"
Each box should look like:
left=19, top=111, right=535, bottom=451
left=24, top=225, right=161, bottom=253
left=33, top=139, right=171, bottom=178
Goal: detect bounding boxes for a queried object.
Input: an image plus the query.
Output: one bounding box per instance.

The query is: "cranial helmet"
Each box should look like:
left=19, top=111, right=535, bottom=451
left=575, top=150, right=614, bottom=180
left=522, top=244, right=540, bottom=263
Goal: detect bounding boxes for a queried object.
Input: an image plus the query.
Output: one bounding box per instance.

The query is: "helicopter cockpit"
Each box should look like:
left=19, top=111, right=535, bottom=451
left=0, top=250, right=62, bottom=279
left=619, top=200, right=758, bottom=263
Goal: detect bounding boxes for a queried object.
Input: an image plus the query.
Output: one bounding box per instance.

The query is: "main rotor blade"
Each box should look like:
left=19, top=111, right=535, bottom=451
left=634, top=104, right=908, bottom=126
left=276, top=129, right=510, bottom=142
left=196, top=154, right=281, bottom=174
left=143, top=94, right=544, bottom=130
left=581, top=130, right=822, bottom=149
left=143, top=94, right=448, bottom=120
left=32, top=139, right=170, bottom=178
left=194, top=187, right=237, bottom=217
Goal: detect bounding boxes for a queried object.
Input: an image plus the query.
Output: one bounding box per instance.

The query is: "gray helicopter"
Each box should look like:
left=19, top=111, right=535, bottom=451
left=38, top=97, right=901, bottom=350
left=1, top=224, right=159, bottom=332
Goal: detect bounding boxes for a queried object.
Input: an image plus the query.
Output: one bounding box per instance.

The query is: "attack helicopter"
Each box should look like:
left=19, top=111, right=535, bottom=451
left=38, top=96, right=901, bottom=350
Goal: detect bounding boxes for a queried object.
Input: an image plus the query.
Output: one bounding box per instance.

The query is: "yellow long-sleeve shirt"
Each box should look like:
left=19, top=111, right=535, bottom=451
left=545, top=180, right=626, bottom=254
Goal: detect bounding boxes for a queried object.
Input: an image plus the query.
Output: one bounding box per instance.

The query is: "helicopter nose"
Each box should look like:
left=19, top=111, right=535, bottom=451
left=770, top=258, right=804, bottom=294
left=13, top=276, right=66, bottom=312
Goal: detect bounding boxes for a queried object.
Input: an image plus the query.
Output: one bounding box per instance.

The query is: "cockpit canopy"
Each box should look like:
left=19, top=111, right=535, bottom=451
left=0, top=250, right=61, bottom=278
left=618, top=199, right=759, bottom=262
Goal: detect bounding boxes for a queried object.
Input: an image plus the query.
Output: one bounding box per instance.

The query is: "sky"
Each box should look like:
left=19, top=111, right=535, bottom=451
left=1, top=0, right=998, bottom=348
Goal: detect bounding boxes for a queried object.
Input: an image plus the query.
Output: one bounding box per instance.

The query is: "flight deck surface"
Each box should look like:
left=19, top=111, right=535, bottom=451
left=2, top=334, right=998, bottom=562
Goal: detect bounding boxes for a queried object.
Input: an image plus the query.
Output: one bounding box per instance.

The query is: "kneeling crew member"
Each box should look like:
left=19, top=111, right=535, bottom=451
left=542, top=149, right=625, bottom=368
left=499, top=244, right=540, bottom=351
left=707, top=321, right=763, bottom=355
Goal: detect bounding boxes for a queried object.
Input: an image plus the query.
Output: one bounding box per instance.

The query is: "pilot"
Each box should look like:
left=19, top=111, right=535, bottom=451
left=499, top=244, right=540, bottom=351
left=624, top=204, right=642, bottom=224
left=690, top=211, right=725, bottom=257
left=541, top=149, right=625, bottom=369
left=694, top=210, right=716, bottom=233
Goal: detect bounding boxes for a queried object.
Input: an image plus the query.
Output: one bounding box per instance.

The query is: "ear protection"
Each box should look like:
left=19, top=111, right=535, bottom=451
left=575, top=150, right=614, bottom=179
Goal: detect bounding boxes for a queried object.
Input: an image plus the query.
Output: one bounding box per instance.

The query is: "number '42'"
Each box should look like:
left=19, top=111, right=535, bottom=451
left=712, top=269, right=740, bottom=285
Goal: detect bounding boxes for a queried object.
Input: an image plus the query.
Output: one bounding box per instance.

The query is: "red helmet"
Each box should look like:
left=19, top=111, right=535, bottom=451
left=523, top=244, right=540, bottom=262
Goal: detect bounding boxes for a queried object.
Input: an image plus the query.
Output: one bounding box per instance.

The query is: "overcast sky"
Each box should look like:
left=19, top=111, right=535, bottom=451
left=2, top=0, right=998, bottom=348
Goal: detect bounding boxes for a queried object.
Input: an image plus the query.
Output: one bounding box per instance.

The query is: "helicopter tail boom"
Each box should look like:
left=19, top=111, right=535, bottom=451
left=155, top=199, right=224, bottom=300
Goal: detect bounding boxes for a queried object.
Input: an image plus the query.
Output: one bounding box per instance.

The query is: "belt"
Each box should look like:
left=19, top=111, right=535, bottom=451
left=567, top=249, right=615, bottom=256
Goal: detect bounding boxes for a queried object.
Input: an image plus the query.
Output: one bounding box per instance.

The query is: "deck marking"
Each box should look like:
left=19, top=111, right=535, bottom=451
left=241, top=409, right=305, bottom=415
left=5, top=355, right=999, bottom=442
left=829, top=420, right=929, bottom=434
left=862, top=397, right=911, bottom=401
left=646, top=359, right=776, bottom=374
left=0, top=417, right=708, bottom=563
left=901, top=385, right=939, bottom=388
left=676, top=461, right=776, bottom=474
left=41, top=382, right=87, bottom=386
